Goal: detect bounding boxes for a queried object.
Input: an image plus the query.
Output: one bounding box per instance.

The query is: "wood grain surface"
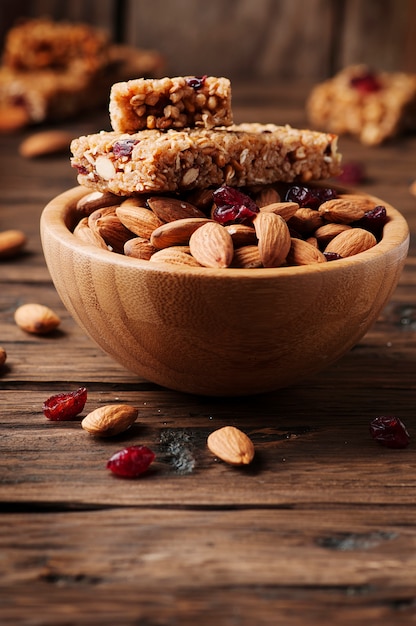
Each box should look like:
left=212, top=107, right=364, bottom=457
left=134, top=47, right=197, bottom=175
left=1, top=84, right=416, bottom=624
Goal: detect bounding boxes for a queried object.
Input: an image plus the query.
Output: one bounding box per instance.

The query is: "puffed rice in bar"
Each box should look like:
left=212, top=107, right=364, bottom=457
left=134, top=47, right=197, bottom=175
left=109, top=75, right=233, bottom=132
left=70, top=123, right=342, bottom=195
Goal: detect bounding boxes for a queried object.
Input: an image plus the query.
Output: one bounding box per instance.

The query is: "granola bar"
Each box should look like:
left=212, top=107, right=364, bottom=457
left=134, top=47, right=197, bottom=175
left=109, top=76, right=233, bottom=132
left=307, top=64, right=416, bottom=145
left=70, top=123, right=342, bottom=195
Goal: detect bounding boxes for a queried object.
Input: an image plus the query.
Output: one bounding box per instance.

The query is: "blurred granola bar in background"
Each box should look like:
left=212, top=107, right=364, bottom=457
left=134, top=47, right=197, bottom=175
left=0, top=17, right=165, bottom=132
left=306, top=64, right=416, bottom=146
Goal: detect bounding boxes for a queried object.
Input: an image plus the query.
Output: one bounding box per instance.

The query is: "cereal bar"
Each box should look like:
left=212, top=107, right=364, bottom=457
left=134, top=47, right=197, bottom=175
left=109, top=76, right=233, bottom=132
left=307, top=64, right=416, bottom=145
left=70, top=123, right=342, bottom=195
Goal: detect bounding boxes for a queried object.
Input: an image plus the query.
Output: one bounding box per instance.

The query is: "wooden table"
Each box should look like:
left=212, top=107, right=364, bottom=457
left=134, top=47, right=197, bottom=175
left=1, top=84, right=416, bottom=625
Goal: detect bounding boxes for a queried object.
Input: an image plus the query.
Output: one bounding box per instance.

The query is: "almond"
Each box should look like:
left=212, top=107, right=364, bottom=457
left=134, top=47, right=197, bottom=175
left=14, top=303, right=61, bottom=334
left=207, top=426, right=255, bottom=465
left=81, top=404, right=138, bottom=437
left=150, top=246, right=202, bottom=267
left=150, top=217, right=212, bottom=249
left=124, top=237, right=157, bottom=260
left=287, top=238, right=327, bottom=266
left=75, top=191, right=120, bottom=216
left=314, top=223, right=352, bottom=247
left=254, top=186, right=281, bottom=207
left=0, top=229, right=27, bottom=258
left=189, top=221, right=234, bottom=268
left=318, top=198, right=370, bottom=223
left=288, top=208, right=324, bottom=236
left=0, top=346, right=7, bottom=367
left=231, top=245, right=262, bottom=268
left=116, top=204, right=163, bottom=239
left=224, top=223, right=257, bottom=247
left=324, top=227, right=377, bottom=257
left=73, top=218, right=108, bottom=249
left=259, top=201, right=299, bottom=221
left=89, top=207, right=133, bottom=253
left=147, top=196, right=206, bottom=222
left=253, top=212, right=291, bottom=267
left=95, top=156, right=116, bottom=180
left=19, top=130, right=73, bottom=158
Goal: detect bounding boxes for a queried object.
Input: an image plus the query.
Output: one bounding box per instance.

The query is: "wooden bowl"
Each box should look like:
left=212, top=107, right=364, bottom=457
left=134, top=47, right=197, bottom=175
left=40, top=186, right=409, bottom=396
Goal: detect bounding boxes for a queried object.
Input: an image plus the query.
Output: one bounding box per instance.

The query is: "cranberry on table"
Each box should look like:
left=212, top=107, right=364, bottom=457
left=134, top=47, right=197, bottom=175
left=43, top=386, right=87, bottom=421
left=107, top=445, right=155, bottom=478
left=369, top=416, right=410, bottom=449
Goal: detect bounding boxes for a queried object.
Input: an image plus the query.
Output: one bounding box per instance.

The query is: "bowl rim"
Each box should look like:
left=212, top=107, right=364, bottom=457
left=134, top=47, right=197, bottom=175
left=41, top=185, right=410, bottom=279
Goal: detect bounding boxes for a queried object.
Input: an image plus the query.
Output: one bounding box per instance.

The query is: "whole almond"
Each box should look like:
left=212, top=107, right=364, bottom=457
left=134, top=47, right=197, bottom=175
left=318, top=198, right=369, bottom=223
left=253, top=212, right=291, bottom=267
left=76, top=191, right=120, bottom=217
left=287, top=238, right=327, bottom=266
left=0, top=346, right=7, bottom=367
left=116, top=204, right=163, bottom=239
left=73, top=218, right=108, bottom=249
left=150, top=246, right=202, bottom=267
left=89, top=208, right=133, bottom=253
left=150, top=217, right=212, bottom=249
left=81, top=404, right=138, bottom=437
left=324, top=228, right=377, bottom=257
left=19, top=130, right=73, bottom=158
left=260, top=201, right=299, bottom=221
left=288, top=208, right=324, bottom=236
left=189, top=221, right=234, bottom=268
left=254, top=186, right=281, bottom=207
left=224, top=224, right=257, bottom=247
left=314, top=223, right=352, bottom=247
left=14, top=303, right=61, bottom=334
left=124, top=237, right=157, bottom=260
left=207, top=426, right=255, bottom=465
left=0, top=229, right=27, bottom=258
left=147, top=196, right=206, bottom=222
left=231, top=245, right=262, bottom=268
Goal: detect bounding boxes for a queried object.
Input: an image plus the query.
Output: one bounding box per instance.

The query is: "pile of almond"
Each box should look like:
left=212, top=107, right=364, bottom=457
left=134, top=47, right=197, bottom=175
left=72, top=184, right=385, bottom=269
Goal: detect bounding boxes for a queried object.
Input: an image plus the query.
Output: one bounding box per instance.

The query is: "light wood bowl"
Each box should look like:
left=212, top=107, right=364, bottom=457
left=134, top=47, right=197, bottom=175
left=41, top=186, right=409, bottom=396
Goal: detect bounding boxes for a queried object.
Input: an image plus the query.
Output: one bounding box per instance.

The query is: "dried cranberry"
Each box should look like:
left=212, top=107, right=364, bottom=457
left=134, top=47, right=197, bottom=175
left=324, top=251, right=343, bottom=262
left=369, top=416, right=410, bottom=449
left=284, top=185, right=338, bottom=210
left=43, top=387, right=87, bottom=421
left=350, top=72, right=382, bottom=94
left=107, top=445, right=155, bottom=478
left=212, top=185, right=259, bottom=225
left=186, top=75, right=207, bottom=90
left=112, top=139, right=138, bottom=157
left=354, top=205, right=388, bottom=238
left=336, top=161, right=366, bottom=185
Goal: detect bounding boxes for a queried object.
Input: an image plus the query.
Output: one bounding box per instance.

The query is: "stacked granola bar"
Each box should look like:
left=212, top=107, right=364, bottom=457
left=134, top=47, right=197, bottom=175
left=71, top=75, right=342, bottom=194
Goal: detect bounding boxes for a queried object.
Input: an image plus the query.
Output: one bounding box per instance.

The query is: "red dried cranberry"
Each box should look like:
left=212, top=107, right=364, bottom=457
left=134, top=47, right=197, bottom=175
left=107, top=445, right=155, bottom=478
left=350, top=72, right=382, bottom=94
left=43, top=387, right=87, bottom=421
left=212, top=185, right=259, bottom=225
left=354, top=205, right=388, bottom=238
left=186, top=75, right=207, bottom=89
left=336, top=161, right=366, bottom=185
left=369, top=416, right=410, bottom=449
left=324, top=251, right=343, bottom=262
left=112, top=139, right=138, bottom=157
left=284, top=185, right=338, bottom=210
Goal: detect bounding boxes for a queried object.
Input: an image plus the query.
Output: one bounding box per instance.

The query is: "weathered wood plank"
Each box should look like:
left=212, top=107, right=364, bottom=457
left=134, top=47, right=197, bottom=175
left=1, top=508, right=416, bottom=625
